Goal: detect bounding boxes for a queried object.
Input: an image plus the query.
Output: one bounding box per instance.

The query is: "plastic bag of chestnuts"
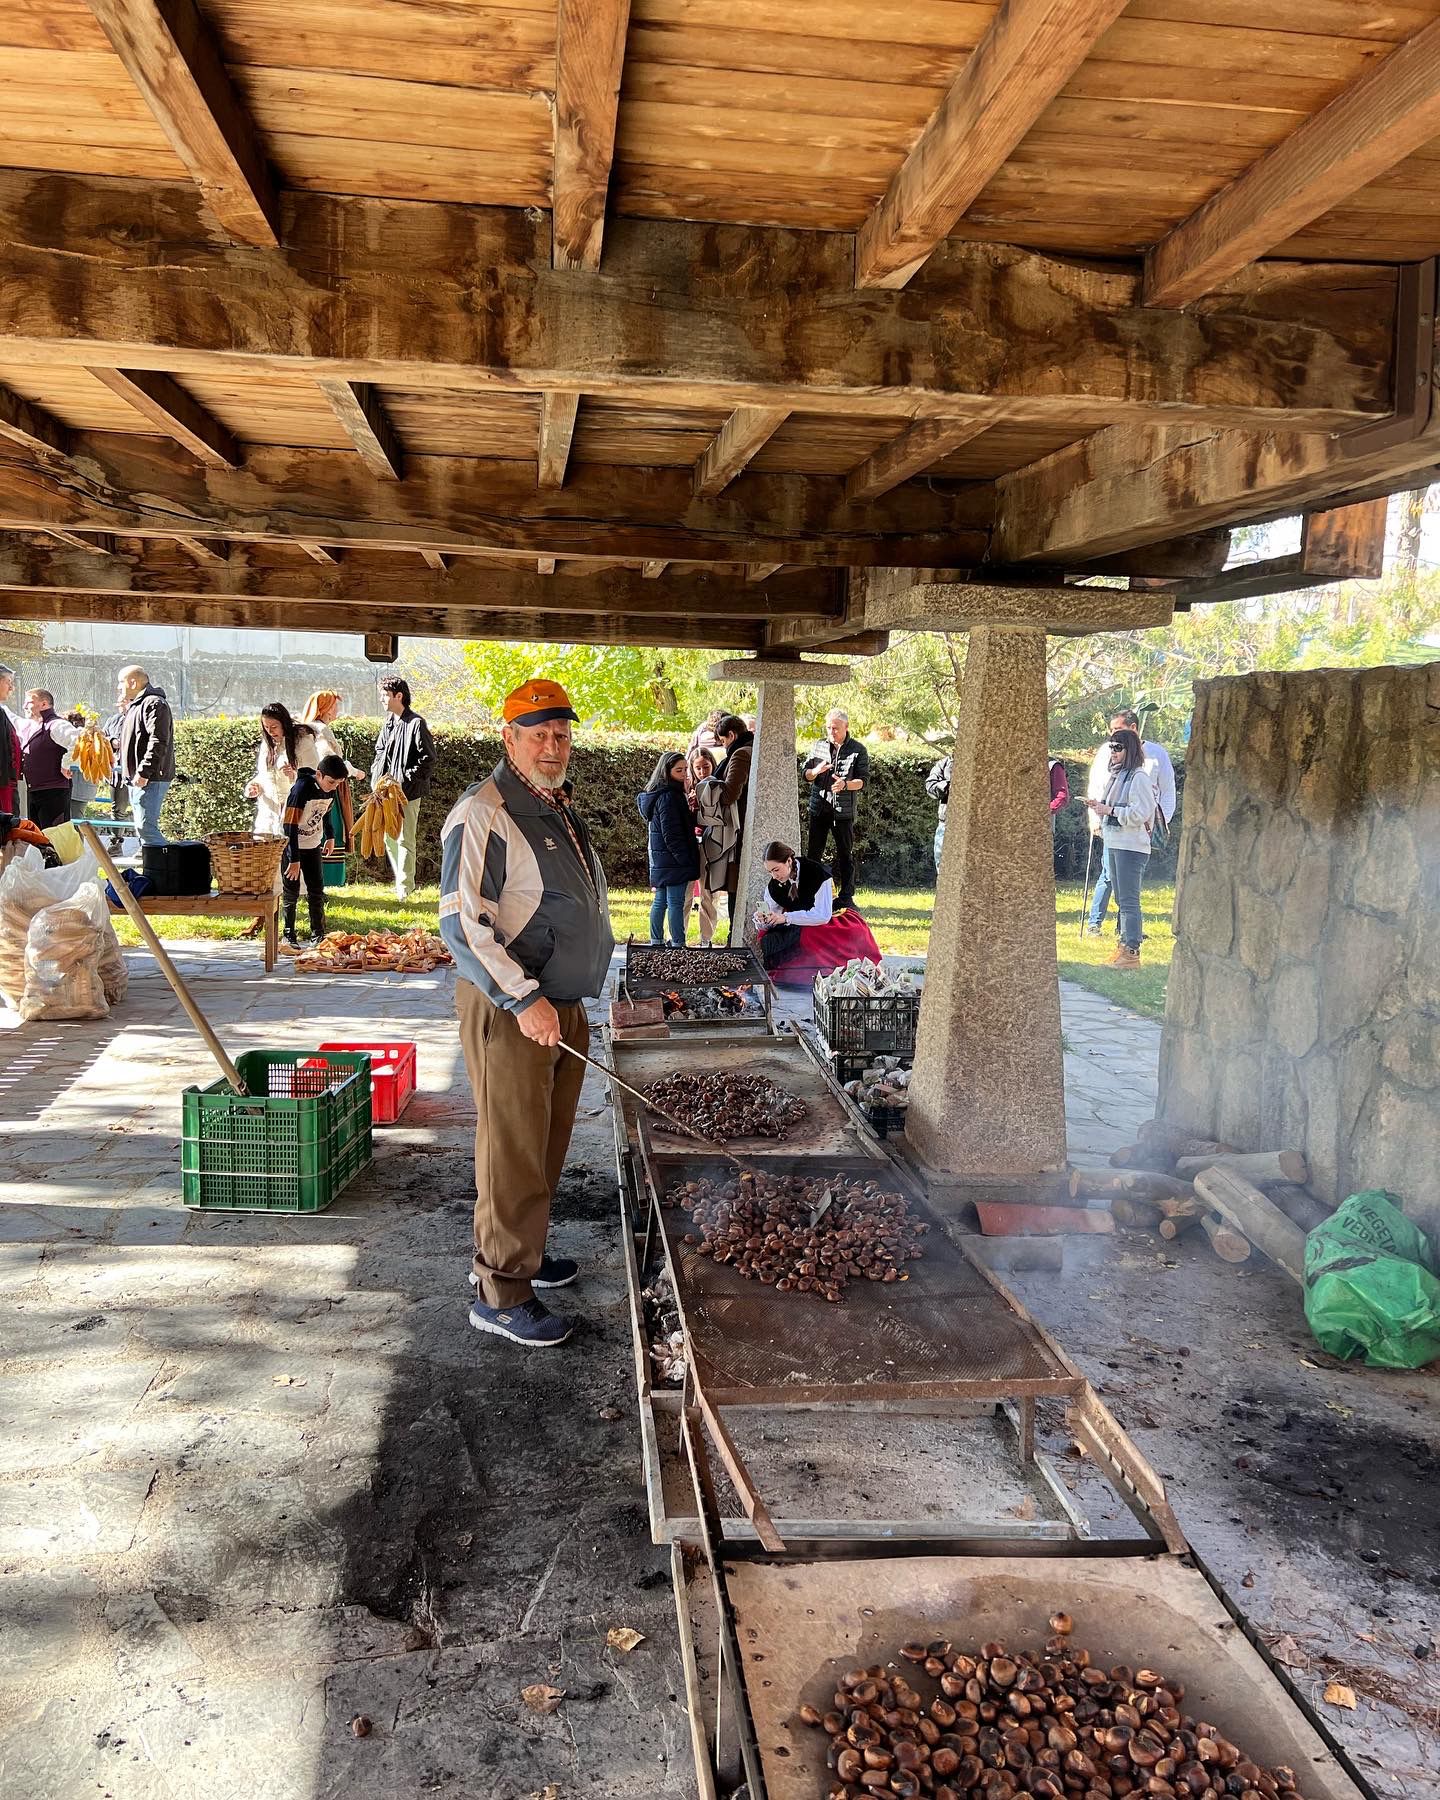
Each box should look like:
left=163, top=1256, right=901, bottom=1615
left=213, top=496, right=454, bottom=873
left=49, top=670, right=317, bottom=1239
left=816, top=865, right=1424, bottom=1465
left=797, top=1617, right=1311, bottom=1800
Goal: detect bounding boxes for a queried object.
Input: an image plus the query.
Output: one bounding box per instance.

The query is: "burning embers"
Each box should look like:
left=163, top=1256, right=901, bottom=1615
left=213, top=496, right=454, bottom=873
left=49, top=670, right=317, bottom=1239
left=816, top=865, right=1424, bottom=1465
left=659, top=984, right=764, bottom=1021
left=642, top=1071, right=808, bottom=1140
left=675, top=1169, right=927, bottom=1302
left=799, top=1622, right=1313, bottom=1799
left=628, top=944, right=755, bottom=983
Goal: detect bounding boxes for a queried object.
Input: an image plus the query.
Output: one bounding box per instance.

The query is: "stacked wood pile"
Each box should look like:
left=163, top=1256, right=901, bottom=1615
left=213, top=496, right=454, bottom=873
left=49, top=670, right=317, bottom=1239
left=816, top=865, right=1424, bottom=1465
left=1070, top=1121, right=1332, bottom=1284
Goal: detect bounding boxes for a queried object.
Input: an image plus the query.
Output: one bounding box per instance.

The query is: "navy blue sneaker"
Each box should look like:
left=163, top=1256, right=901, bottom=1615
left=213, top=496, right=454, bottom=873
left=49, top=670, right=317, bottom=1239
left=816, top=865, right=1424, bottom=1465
left=468, top=1298, right=573, bottom=1347
left=468, top=1254, right=579, bottom=1292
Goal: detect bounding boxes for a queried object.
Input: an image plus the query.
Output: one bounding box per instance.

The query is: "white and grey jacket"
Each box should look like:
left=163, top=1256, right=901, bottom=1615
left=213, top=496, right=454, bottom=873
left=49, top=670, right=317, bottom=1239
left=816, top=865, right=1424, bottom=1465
left=438, top=760, right=614, bottom=1013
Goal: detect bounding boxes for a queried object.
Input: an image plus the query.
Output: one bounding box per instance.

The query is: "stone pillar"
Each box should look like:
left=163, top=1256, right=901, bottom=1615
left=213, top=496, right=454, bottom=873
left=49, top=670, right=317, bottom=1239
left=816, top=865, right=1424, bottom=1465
left=905, top=624, right=1067, bottom=1184
left=708, top=656, right=851, bottom=946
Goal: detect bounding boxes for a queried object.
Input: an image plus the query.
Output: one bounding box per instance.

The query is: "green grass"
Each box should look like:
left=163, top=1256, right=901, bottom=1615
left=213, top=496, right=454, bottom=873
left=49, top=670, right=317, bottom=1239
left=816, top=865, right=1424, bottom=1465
left=113, top=877, right=1175, bottom=1018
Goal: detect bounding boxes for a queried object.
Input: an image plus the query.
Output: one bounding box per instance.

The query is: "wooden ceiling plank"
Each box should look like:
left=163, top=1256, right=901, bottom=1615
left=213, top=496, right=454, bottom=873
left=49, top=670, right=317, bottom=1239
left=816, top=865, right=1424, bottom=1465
left=47, top=530, right=115, bottom=555
left=1146, top=18, right=1440, bottom=307
left=0, top=172, right=1396, bottom=434
left=83, top=0, right=279, bottom=248
left=693, top=405, right=790, bottom=497
left=315, top=379, right=404, bottom=480
left=854, top=0, right=1132, bottom=290
left=0, top=385, right=71, bottom=461
left=0, top=432, right=990, bottom=567
left=844, top=417, right=993, bottom=503
left=0, top=534, right=845, bottom=621
left=88, top=368, right=239, bottom=469
left=538, top=391, right=581, bottom=486
left=552, top=0, right=633, bottom=270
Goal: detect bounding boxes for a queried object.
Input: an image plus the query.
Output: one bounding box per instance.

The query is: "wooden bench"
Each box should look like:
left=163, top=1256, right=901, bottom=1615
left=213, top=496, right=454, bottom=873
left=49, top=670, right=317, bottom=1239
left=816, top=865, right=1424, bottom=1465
left=108, top=893, right=280, bottom=972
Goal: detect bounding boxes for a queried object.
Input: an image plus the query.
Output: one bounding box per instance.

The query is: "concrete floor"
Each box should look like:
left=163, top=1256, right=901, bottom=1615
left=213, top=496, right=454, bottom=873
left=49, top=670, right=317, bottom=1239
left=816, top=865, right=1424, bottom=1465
left=1, top=946, right=1435, bottom=1799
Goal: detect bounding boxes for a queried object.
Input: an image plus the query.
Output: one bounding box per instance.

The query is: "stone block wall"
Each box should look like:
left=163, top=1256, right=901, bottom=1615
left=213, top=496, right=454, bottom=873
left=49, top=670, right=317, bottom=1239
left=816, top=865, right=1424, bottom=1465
left=1159, top=663, right=1440, bottom=1236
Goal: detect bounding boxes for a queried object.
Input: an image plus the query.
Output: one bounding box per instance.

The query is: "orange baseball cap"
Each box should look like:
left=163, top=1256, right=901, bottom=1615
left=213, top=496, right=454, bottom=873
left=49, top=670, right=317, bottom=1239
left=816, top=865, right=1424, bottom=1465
left=501, top=677, right=579, bottom=726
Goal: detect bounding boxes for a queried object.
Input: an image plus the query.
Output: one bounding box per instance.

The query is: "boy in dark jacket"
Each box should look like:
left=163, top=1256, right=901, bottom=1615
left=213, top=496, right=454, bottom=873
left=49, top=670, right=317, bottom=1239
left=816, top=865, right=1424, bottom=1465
left=636, top=751, right=699, bottom=947
left=369, top=676, right=434, bottom=900
left=280, top=755, right=347, bottom=950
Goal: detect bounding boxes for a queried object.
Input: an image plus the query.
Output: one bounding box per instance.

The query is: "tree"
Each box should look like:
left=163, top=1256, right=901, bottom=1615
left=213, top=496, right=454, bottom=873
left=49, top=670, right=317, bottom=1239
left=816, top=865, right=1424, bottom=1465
left=459, top=640, right=744, bottom=732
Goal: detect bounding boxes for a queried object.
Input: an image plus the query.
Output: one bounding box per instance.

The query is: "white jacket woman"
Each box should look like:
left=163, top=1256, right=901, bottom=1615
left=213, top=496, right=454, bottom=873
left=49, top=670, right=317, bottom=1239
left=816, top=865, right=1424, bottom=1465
left=245, top=706, right=317, bottom=836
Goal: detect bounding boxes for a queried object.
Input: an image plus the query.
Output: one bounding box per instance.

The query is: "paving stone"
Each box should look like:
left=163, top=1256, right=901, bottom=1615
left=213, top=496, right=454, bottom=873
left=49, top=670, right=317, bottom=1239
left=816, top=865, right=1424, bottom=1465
left=0, top=1359, right=165, bottom=1475
left=0, top=1465, right=157, bottom=1557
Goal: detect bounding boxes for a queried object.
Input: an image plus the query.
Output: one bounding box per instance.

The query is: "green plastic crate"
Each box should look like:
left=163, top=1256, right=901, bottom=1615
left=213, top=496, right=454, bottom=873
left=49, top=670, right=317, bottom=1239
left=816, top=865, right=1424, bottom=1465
left=181, top=1049, right=373, bottom=1212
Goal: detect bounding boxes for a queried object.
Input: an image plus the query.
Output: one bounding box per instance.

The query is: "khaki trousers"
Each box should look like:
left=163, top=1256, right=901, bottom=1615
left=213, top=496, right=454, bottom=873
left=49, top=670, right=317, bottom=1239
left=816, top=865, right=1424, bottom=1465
left=384, top=799, right=421, bottom=899
left=456, top=979, right=589, bottom=1307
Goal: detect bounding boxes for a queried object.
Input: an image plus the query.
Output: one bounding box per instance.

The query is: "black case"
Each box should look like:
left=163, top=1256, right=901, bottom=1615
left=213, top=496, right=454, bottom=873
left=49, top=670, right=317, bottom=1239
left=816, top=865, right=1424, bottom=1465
left=141, top=840, right=213, bottom=897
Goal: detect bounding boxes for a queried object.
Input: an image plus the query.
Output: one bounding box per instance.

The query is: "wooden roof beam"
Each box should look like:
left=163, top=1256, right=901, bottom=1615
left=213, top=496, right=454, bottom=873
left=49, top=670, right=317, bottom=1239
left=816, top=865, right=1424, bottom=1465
left=1164, top=500, right=1387, bottom=607
left=297, top=542, right=341, bottom=565
left=538, top=392, right=581, bottom=488
left=89, top=368, right=239, bottom=469
left=47, top=530, right=116, bottom=555
left=0, top=386, right=71, bottom=462
left=855, top=0, right=1130, bottom=290
left=1146, top=20, right=1440, bottom=308
left=552, top=0, right=632, bottom=271
left=0, top=588, right=765, bottom=651
left=0, top=433, right=990, bottom=569
left=84, top=0, right=279, bottom=248
left=0, top=173, right=1396, bottom=435
left=537, top=557, right=557, bottom=574
left=0, top=534, right=845, bottom=621
left=845, top=418, right=993, bottom=504
left=419, top=550, right=449, bottom=573
left=693, top=407, right=789, bottom=498
left=316, top=380, right=403, bottom=480
left=641, top=561, right=667, bottom=577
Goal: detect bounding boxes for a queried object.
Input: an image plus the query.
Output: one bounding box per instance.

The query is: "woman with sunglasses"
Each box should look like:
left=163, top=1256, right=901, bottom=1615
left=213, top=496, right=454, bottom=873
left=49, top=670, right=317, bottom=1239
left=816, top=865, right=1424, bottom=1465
left=1084, top=727, right=1155, bottom=969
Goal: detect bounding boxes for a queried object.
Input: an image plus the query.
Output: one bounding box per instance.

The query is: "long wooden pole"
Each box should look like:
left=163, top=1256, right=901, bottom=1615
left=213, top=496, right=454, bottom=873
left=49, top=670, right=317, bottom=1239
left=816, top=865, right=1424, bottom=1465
left=76, top=821, right=247, bottom=1094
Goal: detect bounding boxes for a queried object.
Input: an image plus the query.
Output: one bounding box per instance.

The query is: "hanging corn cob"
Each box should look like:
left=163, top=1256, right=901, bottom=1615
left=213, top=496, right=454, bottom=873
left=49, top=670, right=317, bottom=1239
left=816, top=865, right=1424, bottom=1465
left=355, top=777, right=406, bottom=860
left=72, top=722, right=116, bottom=785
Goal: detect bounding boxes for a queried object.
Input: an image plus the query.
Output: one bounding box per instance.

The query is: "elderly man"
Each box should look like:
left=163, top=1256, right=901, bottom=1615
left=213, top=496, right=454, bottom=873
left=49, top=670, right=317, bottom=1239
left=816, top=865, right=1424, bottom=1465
left=803, top=707, right=869, bottom=911
left=439, top=678, right=614, bottom=1348
left=116, top=664, right=175, bottom=847
left=18, top=689, right=80, bottom=828
left=1084, top=706, right=1176, bottom=935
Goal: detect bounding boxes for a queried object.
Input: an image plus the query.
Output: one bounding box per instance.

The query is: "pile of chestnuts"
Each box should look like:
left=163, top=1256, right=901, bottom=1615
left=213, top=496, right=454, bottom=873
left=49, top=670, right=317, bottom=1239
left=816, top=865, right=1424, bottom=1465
left=798, top=1616, right=1311, bottom=1800
left=629, top=944, right=754, bottom=983
left=676, top=1169, right=927, bottom=1301
left=644, top=1070, right=809, bottom=1141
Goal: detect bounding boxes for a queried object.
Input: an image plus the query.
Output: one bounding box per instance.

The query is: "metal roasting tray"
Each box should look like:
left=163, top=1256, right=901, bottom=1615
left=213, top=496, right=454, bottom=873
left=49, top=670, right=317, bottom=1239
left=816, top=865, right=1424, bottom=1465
left=611, top=1030, right=875, bottom=1164
left=641, top=1148, right=1081, bottom=1407
left=620, top=941, right=775, bottom=1033
left=694, top=1541, right=1376, bottom=1800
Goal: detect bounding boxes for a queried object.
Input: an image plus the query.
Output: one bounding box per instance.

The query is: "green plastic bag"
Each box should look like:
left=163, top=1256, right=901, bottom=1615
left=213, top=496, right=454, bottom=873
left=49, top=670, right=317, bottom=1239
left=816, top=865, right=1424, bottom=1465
left=1303, top=1190, right=1440, bottom=1371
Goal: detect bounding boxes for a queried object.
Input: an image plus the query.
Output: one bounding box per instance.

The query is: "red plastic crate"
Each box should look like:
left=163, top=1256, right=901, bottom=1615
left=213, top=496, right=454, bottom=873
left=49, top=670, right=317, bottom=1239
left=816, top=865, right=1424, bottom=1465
left=316, top=1040, right=417, bottom=1124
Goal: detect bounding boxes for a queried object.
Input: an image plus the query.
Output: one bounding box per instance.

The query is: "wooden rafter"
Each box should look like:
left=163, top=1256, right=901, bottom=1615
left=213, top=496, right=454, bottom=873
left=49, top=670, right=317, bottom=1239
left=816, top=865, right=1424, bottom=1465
left=0, top=173, right=1396, bottom=435
left=746, top=564, right=783, bottom=582
left=1146, top=20, right=1440, bottom=308
left=552, top=0, right=633, bottom=271
left=173, top=535, right=227, bottom=564
left=89, top=368, right=239, bottom=470
left=693, top=407, right=789, bottom=498
left=0, top=434, right=990, bottom=568
left=1163, top=501, right=1388, bottom=607
left=855, top=0, right=1130, bottom=290
left=83, top=0, right=279, bottom=248
left=538, top=393, right=581, bottom=487
left=297, top=542, right=340, bottom=565
left=537, top=557, right=557, bottom=574
left=0, top=537, right=843, bottom=621
left=419, top=550, right=449, bottom=573
left=315, top=380, right=404, bottom=481
left=844, top=419, right=993, bottom=504
left=0, top=387, right=70, bottom=461
left=641, top=561, right=668, bottom=577
left=0, top=589, right=769, bottom=652
left=47, top=531, right=116, bottom=555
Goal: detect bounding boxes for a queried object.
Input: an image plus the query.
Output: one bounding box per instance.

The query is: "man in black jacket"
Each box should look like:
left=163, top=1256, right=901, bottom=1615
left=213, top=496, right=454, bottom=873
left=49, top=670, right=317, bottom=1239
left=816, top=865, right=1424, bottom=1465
left=116, top=665, right=176, bottom=847
left=802, top=708, right=869, bottom=911
left=369, top=676, right=434, bottom=899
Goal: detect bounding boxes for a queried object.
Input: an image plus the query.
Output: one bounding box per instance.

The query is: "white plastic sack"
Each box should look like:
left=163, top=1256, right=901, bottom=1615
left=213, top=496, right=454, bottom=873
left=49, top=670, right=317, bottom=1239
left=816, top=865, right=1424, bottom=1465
left=19, top=883, right=112, bottom=1022
left=0, top=848, right=107, bottom=1012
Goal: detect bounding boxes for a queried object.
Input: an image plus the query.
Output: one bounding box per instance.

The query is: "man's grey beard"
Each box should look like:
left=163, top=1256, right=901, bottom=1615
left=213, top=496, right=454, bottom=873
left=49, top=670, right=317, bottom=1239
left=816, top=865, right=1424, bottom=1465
left=528, top=765, right=567, bottom=790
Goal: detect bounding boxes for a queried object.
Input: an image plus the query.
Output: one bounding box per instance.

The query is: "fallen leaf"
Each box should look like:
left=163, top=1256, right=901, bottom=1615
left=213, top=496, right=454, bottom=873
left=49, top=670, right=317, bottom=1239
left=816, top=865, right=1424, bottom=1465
left=1323, top=1682, right=1357, bottom=1711
left=272, top=1374, right=307, bottom=1387
left=522, top=1684, right=566, bottom=1715
left=1299, top=1358, right=1322, bottom=1370
left=606, top=1626, right=646, bottom=1655
left=529, top=1788, right=561, bottom=1800
left=1324, top=1401, right=1352, bottom=1419
left=1268, top=1634, right=1305, bottom=1668
left=1356, top=1632, right=1377, bottom=1644
left=597, top=1405, right=623, bottom=1422
left=1241, top=1571, right=1255, bottom=1589
left=1010, top=1496, right=1038, bottom=1521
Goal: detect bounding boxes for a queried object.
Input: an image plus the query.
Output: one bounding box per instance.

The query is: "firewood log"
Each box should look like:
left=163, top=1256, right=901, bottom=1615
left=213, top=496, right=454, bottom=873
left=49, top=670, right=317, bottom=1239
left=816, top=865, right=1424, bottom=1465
left=1070, top=1168, right=1195, bottom=1206
left=1199, top=1211, right=1251, bottom=1262
left=1268, top=1181, right=1333, bottom=1234
left=1136, top=1120, right=1235, bottom=1160
left=1193, top=1166, right=1308, bottom=1285
left=1158, top=1209, right=1204, bottom=1240
left=1173, top=1149, right=1309, bottom=1184
left=1108, top=1142, right=1183, bottom=1173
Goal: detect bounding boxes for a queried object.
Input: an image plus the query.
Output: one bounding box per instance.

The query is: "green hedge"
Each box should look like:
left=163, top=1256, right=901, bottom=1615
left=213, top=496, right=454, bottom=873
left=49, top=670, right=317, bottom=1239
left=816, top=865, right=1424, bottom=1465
left=160, top=720, right=1182, bottom=888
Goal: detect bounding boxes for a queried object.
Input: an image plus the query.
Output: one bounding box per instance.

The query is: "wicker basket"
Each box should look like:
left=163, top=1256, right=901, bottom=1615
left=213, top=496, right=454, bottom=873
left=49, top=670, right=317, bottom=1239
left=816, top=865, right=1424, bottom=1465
left=205, top=831, right=284, bottom=895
